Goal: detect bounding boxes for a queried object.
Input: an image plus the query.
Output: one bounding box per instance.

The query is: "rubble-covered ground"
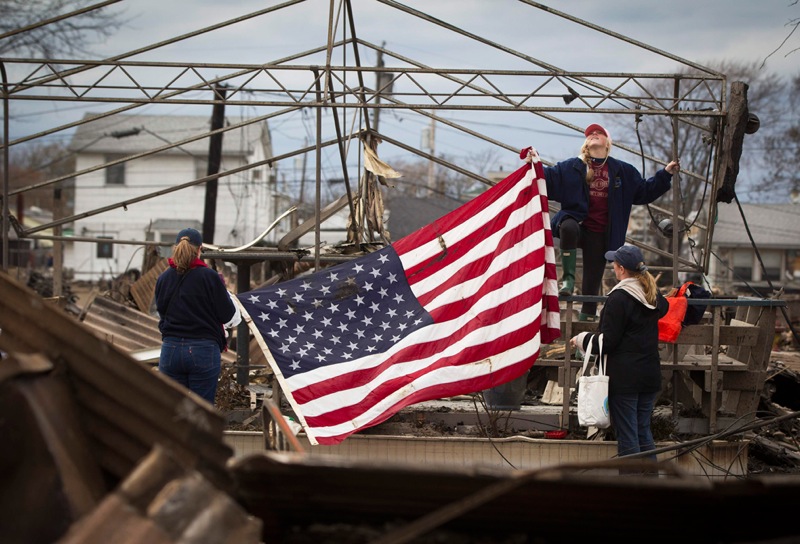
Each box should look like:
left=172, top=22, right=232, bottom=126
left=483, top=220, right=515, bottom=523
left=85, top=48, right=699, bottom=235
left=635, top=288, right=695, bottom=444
left=220, top=351, right=800, bottom=476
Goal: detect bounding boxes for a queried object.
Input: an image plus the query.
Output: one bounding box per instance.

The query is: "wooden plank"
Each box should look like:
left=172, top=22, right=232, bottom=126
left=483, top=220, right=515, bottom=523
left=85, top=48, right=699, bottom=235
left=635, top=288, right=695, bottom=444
left=58, top=494, right=172, bottom=544
left=660, top=354, right=748, bottom=371
left=558, top=321, right=598, bottom=336
left=733, top=305, right=776, bottom=417
left=671, top=323, right=759, bottom=347
left=0, top=274, right=225, bottom=435
left=71, top=376, right=233, bottom=471
left=130, top=258, right=169, bottom=313
left=721, top=371, right=766, bottom=391
left=709, top=307, right=722, bottom=432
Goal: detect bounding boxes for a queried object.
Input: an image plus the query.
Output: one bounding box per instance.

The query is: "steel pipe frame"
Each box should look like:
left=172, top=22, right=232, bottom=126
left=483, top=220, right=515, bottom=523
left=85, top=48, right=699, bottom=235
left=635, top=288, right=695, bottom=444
left=2, top=0, right=727, bottom=280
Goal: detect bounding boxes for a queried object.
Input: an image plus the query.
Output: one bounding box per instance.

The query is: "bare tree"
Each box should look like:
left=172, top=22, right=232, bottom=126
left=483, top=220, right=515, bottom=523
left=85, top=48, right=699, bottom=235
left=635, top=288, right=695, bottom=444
left=383, top=152, right=482, bottom=201
left=3, top=141, right=75, bottom=212
left=761, top=0, right=800, bottom=69
left=0, top=0, right=124, bottom=59
left=756, top=72, right=800, bottom=202
left=599, top=61, right=792, bottom=286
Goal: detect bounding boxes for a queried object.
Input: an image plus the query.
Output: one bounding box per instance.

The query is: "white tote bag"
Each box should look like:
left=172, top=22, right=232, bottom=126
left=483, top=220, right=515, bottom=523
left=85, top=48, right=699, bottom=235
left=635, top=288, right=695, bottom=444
left=577, top=334, right=610, bottom=429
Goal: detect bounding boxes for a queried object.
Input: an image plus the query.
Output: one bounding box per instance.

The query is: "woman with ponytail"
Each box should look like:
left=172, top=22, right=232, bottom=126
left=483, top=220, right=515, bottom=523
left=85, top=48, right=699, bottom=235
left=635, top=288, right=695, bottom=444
left=570, top=245, right=669, bottom=464
left=155, top=227, right=241, bottom=405
left=522, top=123, right=679, bottom=321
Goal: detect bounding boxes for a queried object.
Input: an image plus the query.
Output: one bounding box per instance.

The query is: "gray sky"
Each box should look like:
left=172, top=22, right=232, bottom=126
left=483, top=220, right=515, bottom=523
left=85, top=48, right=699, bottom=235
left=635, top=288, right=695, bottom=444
left=99, top=0, right=797, bottom=74
left=7, top=0, right=799, bottom=184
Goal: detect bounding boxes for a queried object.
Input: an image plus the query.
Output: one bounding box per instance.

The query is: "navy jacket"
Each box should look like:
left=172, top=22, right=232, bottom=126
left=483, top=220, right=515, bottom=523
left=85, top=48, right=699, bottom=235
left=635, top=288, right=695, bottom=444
left=155, top=263, right=237, bottom=351
left=581, top=289, right=669, bottom=394
left=543, top=156, right=672, bottom=251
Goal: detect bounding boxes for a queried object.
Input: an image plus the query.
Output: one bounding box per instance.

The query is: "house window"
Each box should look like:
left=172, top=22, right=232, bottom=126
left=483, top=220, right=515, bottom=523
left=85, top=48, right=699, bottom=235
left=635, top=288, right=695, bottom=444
left=195, top=157, right=208, bottom=183
left=761, top=250, right=781, bottom=282
left=96, top=237, right=113, bottom=259
left=251, top=168, right=262, bottom=181
left=157, top=230, right=180, bottom=258
left=732, top=249, right=753, bottom=281
left=105, top=155, right=125, bottom=185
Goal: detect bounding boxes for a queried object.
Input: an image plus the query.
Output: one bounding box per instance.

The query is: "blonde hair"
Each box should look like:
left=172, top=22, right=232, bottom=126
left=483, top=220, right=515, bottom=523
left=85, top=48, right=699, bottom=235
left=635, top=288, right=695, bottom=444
left=578, top=137, right=613, bottom=183
left=172, top=237, right=199, bottom=274
left=630, top=269, right=659, bottom=306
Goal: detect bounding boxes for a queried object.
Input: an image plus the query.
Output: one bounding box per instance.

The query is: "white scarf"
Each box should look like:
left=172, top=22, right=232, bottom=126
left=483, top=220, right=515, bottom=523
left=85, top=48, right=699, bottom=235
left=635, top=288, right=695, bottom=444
left=608, top=277, right=656, bottom=309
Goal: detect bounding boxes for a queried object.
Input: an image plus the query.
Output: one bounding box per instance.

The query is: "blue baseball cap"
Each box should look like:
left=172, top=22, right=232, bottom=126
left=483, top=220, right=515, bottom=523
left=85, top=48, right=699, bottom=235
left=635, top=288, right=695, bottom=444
left=176, top=227, right=203, bottom=246
left=605, top=245, right=647, bottom=272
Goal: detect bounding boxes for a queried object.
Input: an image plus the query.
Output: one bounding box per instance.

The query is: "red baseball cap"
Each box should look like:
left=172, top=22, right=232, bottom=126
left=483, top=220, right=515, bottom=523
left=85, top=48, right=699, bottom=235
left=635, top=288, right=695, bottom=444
left=584, top=123, right=609, bottom=138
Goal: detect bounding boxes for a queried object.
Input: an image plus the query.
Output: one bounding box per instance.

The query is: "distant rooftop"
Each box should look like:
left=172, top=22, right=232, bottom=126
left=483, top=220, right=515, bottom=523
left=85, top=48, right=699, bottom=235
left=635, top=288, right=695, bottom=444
left=713, top=202, right=800, bottom=249
left=68, top=113, right=265, bottom=157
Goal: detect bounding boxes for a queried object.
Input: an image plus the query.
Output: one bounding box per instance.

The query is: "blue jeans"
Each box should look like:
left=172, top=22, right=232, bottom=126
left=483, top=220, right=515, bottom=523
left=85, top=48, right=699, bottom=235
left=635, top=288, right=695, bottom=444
left=159, top=337, right=221, bottom=405
left=608, top=390, right=659, bottom=460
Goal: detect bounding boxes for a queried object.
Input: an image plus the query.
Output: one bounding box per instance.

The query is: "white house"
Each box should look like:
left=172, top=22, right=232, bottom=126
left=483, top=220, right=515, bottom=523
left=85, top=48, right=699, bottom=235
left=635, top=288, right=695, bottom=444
left=709, top=201, right=800, bottom=295
left=65, top=113, right=286, bottom=281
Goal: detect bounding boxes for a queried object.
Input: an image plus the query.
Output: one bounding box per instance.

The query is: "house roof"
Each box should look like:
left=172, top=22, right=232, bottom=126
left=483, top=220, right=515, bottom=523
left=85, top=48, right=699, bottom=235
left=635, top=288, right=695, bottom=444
left=712, top=202, right=800, bottom=249
left=385, top=193, right=465, bottom=240
left=68, top=112, right=266, bottom=156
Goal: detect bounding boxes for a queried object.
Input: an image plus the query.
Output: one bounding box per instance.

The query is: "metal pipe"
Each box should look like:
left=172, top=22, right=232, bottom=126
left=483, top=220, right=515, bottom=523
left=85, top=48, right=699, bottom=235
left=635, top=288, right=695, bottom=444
left=1, top=62, right=8, bottom=271
left=0, top=0, right=122, bottom=41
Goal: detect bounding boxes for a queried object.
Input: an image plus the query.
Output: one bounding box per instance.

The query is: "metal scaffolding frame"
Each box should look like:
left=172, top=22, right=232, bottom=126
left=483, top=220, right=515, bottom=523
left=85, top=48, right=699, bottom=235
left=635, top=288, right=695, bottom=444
left=2, top=0, right=730, bottom=281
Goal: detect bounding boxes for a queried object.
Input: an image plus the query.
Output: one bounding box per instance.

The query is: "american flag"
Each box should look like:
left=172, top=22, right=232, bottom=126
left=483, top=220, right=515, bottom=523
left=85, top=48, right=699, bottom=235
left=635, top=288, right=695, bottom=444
left=238, top=155, right=560, bottom=445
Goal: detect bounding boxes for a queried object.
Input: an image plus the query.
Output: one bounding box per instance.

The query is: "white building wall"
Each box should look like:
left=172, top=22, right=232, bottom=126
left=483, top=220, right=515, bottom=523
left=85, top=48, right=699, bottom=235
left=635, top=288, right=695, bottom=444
left=65, top=150, right=279, bottom=281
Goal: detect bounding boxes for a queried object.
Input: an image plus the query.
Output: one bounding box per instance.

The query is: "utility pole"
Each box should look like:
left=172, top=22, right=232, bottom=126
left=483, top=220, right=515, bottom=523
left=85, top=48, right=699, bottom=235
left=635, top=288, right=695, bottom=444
left=373, top=45, right=385, bottom=133
left=373, top=43, right=394, bottom=134
left=297, top=138, right=308, bottom=229
left=427, top=117, right=436, bottom=196
left=203, top=83, right=227, bottom=245
left=52, top=185, right=63, bottom=297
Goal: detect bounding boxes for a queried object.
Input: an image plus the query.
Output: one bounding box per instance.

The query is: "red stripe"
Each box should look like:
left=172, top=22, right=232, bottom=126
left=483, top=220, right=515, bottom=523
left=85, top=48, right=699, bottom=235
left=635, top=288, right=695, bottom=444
left=427, top=246, right=546, bottom=322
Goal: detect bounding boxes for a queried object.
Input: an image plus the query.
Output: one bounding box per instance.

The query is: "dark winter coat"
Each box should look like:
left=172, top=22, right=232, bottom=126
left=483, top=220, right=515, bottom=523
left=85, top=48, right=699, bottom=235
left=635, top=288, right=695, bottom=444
left=580, top=288, right=669, bottom=394
left=155, top=260, right=237, bottom=351
left=543, top=156, right=672, bottom=251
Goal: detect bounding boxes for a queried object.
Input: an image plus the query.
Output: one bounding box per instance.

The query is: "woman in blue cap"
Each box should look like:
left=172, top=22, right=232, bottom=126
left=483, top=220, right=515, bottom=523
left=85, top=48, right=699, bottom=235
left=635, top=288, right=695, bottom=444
left=570, top=244, right=669, bottom=465
left=155, top=227, right=241, bottom=405
left=523, top=124, right=679, bottom=321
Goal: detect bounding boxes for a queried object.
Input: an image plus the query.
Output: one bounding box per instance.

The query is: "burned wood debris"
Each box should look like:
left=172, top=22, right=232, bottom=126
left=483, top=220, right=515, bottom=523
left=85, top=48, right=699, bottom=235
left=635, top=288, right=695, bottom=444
left=748, top=356, right=800, bottom=474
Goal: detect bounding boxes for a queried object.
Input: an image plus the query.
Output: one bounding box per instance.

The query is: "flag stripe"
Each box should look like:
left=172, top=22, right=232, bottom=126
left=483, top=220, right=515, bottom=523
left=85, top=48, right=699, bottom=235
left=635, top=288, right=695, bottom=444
left=301, top=310, right=546, bottom=427
left=413, top=218, right=546, bottom=316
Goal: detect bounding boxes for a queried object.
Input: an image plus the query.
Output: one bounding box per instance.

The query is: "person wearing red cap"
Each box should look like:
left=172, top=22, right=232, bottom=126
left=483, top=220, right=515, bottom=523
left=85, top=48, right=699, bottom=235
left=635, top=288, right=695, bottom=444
left=522, top=124, right=679, bottom=321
